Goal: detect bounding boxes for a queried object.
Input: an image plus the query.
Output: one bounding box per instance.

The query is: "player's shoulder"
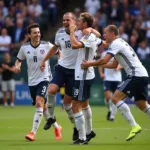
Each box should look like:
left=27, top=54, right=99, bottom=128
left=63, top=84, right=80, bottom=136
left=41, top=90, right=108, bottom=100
left=20, top=42, right=31, bottom=50
left=40, top=40, right=51, bottom=45
left=56, top=27, right=65, bottom=34
left=84, top=33, right=96, bottom=42
left=110, top=38, right=123, bottom=47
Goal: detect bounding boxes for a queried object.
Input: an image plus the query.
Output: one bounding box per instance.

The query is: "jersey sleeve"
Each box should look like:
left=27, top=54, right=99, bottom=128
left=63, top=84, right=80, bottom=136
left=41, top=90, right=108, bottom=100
left=80, top=33, right=97, bottom=48
left=107, top=41, right=121, bottom=57
left=17, top=46, right=25, bottom=60
left=54, top=32, right=59, bottom=47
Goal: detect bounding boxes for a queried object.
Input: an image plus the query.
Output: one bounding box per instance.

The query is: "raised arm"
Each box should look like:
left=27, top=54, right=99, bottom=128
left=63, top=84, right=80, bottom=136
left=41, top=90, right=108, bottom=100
left=101, top=58, right=119, bottom=69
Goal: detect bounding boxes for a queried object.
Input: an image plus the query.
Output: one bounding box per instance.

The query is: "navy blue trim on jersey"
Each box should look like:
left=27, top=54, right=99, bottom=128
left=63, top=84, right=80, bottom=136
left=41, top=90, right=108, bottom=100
left=119, top=53, right=135, bottom=76
left=80, top=41, right=85, bottom=48
left=107, top=52, right=115, bottom=57
left=17, top=57, right=23, bottom=61
left=97, top=39, right=102, bottom=47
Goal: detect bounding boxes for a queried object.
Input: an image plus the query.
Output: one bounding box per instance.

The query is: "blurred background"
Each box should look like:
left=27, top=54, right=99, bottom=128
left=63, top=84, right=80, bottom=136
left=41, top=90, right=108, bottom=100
left=0, top=0, right=150, bottom=106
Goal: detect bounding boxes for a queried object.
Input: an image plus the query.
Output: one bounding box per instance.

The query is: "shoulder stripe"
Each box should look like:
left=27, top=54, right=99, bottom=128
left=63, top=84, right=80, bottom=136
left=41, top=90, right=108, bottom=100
left=40, top=41, right=50, bottom=44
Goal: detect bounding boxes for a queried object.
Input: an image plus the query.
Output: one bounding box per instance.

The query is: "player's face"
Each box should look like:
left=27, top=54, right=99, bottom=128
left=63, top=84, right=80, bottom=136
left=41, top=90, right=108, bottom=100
left=77, top=17, right=85, bottom=30
left=103, top=28, right=112, bottom=43
left=63, top=14, right=76, bottom=30
left=29, top=27, right=41, bottom=43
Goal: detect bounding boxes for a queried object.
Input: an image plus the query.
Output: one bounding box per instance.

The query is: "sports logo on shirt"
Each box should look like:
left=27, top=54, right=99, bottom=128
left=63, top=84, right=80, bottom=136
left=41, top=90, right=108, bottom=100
left=40, top=49, right=45, bottom=54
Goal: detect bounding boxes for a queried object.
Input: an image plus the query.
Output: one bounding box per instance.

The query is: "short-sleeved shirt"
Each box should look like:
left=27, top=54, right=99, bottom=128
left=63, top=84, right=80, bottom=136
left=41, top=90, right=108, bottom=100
left=75, top=33, right=101, bottom=80
left=101, top=50, right=122, bottom=81
left=0, top=62, right=14, bottom=81
left=107, top=38, right=148, bottom=77
left=55, top=28, right=82, bottom=69
left=17, top=41, right=53, bottom=86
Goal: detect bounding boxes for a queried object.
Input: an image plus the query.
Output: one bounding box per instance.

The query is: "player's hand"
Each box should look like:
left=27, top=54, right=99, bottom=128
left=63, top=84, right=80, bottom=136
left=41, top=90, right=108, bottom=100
left=81, top=59, right=89, bottom=69
left=40, top=60, right=45, bottom=72
left=15, top=65, right=21, bottom=73
left=69, top=20, right=76, bottom=32
left=100, top=73, right=105, bottom=79
left=82, top=27, right=92, bottom=36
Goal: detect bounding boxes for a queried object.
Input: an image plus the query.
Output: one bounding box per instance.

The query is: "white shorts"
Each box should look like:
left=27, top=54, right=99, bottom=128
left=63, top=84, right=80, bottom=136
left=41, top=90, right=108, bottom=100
left=1, top=79, right=15, bottom=92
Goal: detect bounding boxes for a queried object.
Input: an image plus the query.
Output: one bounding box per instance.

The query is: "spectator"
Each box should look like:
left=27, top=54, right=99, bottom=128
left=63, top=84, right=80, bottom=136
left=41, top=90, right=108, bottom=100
left=0, top=28, right=11, bottom=54
left=28, top=0, right=43, bottom=22
left=47, top=0, right=59, bottom=26
left=129, top=35, right=138, bottom=53
left=119, top=26, right=129, bottom=42
left=11, top=18, right=27, bottom=55
left=0, top=52, right=16, bottom=107
left=84, top=0, right=101, bottom=16
left=137, top=40, right=150, bottom=60
left=0, top=0, right=8, bottom=17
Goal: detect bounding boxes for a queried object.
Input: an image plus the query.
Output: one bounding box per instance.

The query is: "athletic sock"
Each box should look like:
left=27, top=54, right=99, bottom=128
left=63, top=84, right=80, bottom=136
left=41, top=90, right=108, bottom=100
left=43, top=108, right=50, bottom=120
left=64, top=104, right=74, bottom=124
left=82, top=105, right=92, bottom=135
left=31, top=107, right=43, bottom=134
left=116, top=101, right=137, bottom=126
left=143, top=104, right=150, bottom=118
left=47, top=94, right=55, bottom=119
left=110, top=103, right=117, bottom=119
left=74, top=111, right=86, bottom=140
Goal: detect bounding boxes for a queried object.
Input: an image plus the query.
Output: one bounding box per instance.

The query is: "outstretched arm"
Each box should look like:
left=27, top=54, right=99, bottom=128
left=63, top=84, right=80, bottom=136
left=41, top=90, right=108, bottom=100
left=40, top=45, right=58, bottom=71
left=81, top=53, right=113, bottom=69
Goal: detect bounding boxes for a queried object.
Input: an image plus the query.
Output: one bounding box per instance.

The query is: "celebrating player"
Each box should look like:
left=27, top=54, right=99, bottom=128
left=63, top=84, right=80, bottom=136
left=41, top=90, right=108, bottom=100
left=15, top=23, right=61, bottom=141
left=81, top=25, right=150, bottom=141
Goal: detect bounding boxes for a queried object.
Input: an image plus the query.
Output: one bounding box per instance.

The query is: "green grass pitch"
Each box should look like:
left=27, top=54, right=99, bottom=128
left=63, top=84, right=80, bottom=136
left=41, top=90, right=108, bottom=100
left=0, top=105, right=150, bottom=150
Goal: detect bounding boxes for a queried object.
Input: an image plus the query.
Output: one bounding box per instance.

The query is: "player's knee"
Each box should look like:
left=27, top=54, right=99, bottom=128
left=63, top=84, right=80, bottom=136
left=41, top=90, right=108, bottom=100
left=35, top=97, right=44, bottom=107
left=48, top=88, right=57, bottom=95
left=63, top=95, right=72, bottom=105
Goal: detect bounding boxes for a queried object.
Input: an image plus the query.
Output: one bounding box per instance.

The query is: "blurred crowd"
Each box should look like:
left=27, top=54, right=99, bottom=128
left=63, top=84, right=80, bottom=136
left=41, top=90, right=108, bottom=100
left=0, top=0, right=63, bottom=56
left=0, top=0, right=150, bottom=60
left=83, top=0, right=150, bottom=60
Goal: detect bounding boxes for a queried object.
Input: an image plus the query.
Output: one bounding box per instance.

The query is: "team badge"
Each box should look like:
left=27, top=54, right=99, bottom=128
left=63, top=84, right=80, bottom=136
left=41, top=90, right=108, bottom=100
left=40, top=49, right=45, bottom=54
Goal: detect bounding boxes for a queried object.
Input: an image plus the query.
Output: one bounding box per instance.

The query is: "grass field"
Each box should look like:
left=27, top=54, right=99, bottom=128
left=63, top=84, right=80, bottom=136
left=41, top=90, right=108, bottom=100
left=0, top=105, right=150, bottom=150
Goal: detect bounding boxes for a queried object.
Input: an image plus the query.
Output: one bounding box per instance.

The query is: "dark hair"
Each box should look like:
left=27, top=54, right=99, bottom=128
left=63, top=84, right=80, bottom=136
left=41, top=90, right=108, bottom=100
left=106, top=25, right=119, bottom=35
left=64, top=12, right=77, bottom=20
left=80, top=12, right=94, bottom=27
left=27, top=23, right=40, bottom=34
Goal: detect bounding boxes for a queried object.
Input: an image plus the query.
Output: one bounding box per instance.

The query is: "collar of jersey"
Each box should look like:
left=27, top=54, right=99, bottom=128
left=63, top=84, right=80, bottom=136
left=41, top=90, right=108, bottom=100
left=30, top=41, right=40, bottom=48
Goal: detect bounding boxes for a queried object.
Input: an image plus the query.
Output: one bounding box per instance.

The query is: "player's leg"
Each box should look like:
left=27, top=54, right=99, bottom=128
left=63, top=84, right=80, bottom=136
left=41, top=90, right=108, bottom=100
left=82, top=100, right=96, bottom=142
left=109, top=81, right=120, bottom=121
left=134, top=77, right=150, bottom=118
left=104, top=81, right=112, bottom=120
left=72, top=100, right=87, bottom=145
left=25, top=82, right=46, bottom=141
left=2, top=81, right=8, bottom=107
left=44, top=65, right=64, bottom=130
left=25, top=96, right=45, bottom=141
left=81, top=79, right=95, bottom=142
left=8, top=79, right=15, bottom=107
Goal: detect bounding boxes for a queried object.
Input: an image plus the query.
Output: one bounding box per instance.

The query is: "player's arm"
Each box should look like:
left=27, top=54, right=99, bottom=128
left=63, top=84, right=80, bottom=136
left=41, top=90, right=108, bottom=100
left=69, top=23, right=83, bottom=49
left=0, top=65, right=4, bottom=73
left=40, top=45, right=58, bottom=71
left=115, top=64, right=123, bottom=71
left=83, top=28, right=101, bottom=37
left=101, top=58, right=119, bottom=69
left=15, top=59, right=22, bottom=73
left=81, top=53, right=113, bottom=69
left=98, top=66, right=105, bottom=79
left=1, top=63, right=16, bottom=72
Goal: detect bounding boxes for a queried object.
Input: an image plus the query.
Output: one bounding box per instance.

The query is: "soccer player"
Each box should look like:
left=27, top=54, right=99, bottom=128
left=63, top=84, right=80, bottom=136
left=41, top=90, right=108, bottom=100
left=40, top=12, right=100, bottom=141
left=81, top=24, right=150, bottom=141
left=69, top=12, right=102, bottom=144
left=98, top=50, right=122, bottom=121
left=15, top=23, right=62, bottom=141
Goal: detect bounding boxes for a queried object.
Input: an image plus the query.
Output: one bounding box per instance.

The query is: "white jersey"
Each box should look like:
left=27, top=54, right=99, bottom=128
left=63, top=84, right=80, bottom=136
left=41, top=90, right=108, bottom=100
left=107, top=38, right=148, bottom=77
left=17, top=41, right=53, bottom=86
left=55, top=28, right=82, bottom=69
left=75, top=33, right=101, bottom=80
left=101, top=51, right=122, bottom=81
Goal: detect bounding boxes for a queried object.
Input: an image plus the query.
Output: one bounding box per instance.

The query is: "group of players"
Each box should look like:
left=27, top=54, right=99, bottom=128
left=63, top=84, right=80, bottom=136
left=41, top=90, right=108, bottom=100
left=14, top=11, right=150, bottom=145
